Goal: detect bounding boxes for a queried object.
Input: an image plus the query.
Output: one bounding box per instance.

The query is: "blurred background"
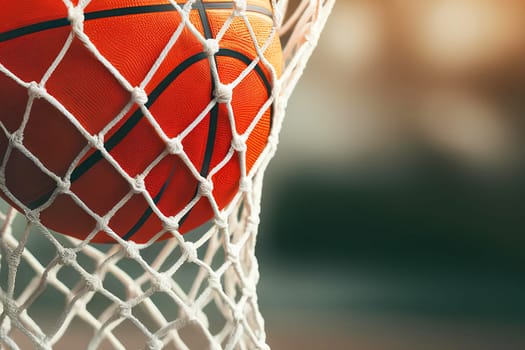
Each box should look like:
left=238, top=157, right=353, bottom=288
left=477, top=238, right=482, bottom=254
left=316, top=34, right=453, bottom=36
left=258, top=0, right=525, bottom=349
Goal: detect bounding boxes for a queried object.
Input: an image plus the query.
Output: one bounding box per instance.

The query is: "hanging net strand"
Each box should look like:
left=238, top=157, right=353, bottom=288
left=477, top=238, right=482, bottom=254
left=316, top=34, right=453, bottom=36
left=0, top=0, right=334, bottom=349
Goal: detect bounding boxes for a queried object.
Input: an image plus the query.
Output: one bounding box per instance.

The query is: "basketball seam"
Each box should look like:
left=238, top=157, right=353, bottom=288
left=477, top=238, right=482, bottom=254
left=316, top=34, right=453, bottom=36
left=0, top=2, right=273, bottom=43
left=171, top=0, right=218, bottom=236
left=5, top=1, right=275, bottom=240
left=130, top=50, right=273, bottom=240
left=26, top=50, right=272, bottom=240
left=121, top=162, right=177, bottom=241
left=27, top=51, right=208, bottom=209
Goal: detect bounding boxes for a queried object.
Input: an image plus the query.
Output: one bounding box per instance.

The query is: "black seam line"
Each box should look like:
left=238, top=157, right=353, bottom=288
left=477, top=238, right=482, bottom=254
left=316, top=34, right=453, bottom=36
left=122, top=49, right=273, bottom=241
left=27, top=51, right=208, bottom=209
left=199, top=105, right=219, bottom=178
left=27, top=49, right=272, bottom=239
left=27, top=49, right=272, bottom=212
left=176, top=0, right=216, bottom=231
left=195, top=0, right=215, bottom=176
left=194, top=0, right=214, bottom=40
left=176, top=48, right=272, bottom=229
left=121, top=162, right=177, bottom=241
left=0, top=3, right=273, bottom=43
left=121, top=49, right=271, bottom=240
left=176, top=110, right=217, bottom=229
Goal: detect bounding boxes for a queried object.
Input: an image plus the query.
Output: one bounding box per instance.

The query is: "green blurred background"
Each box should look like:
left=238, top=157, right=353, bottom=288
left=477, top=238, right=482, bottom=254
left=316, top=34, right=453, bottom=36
left=257, top=0, right=525, bottom=348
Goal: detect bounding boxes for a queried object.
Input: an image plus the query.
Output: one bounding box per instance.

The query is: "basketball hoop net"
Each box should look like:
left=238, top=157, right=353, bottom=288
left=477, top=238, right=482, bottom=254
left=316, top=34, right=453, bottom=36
left=0, top=0, right=334, bottom=349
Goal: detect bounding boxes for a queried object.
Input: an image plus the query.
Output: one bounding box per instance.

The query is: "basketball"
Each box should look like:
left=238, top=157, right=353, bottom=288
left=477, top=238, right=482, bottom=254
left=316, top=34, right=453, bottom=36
left=0, top=0, right=282, bottom=243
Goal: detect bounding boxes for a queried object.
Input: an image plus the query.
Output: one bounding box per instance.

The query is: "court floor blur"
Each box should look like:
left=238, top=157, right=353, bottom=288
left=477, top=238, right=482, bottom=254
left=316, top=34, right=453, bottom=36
left=9, top=315, right=524, bottom=350
left=266, top=313, right=525, bottom=350
left=259, top=259, right=525, bottom=350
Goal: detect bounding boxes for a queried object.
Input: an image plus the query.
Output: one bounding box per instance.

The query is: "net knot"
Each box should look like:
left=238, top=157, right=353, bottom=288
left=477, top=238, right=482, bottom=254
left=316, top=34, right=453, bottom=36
left=97, top=215, right=110, bottom=232
left=131, top=175, right=146, bottom=194
left=239, top=177, right=252, bottom=193
left=84, top=275, right=102, bottom=292
left=56, top=178, right=71, bottom=194
left=183, top=242, right=198, bottom=263
left=203, top=38, right=219, bottom=56
left=147, top=337, right=163, bottom=350
left=27, top=82, right=46, bottom=99
left=36, top=338, right=52, bottom=350
left=124, top=242, right=141, bottom=260
left=89, top=133, right=105, bottom=150
left=163, top=217, right=179, bottom=232
left=153, top=273, right=172, bottom=292
left=58, top=248, right=77, bottom=266
left=166, top=137, right=184, bottom=155
left=226, top=243, right=240, bottom=261
left=208, top=272, right=221, bottom=290
left=118, top=303, right=132, bottom=318
left=199, top=179, right=214, bottom=198
left=242, top=284, right=256, bottom=299
left=67, top=6, right=85, bottom=34
left=10, top=130, right=23, bottom=148
left=233, top=308, right=244, bottom=323
left=214, top=214, right=228, bottom=230
left=232, top=135, right=247, bottom=153
left=25, top=210, right=40, bottom=223
left=131, top=87, right=148, bottom=105
left=4, top=299, right=18, bottom=317
left=184, top=306, right=198, bottom=322
left=214, top=83, right=233, bottom=104
left=233, top=0, right=247, bottom=16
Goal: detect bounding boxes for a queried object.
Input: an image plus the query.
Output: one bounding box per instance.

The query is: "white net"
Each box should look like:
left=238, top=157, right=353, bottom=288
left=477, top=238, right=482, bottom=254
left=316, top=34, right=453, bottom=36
left=0, top=0, right=333, bottom=349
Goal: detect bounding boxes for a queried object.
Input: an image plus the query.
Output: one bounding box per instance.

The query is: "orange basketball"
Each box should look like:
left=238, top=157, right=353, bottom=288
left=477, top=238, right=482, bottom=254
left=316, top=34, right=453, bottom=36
left=0, top=0, right=282, bottom=243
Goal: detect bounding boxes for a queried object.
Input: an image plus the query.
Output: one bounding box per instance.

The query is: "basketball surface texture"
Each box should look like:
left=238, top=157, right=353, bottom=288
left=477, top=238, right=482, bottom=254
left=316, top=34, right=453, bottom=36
left=0, top=0, right=282, bottom=243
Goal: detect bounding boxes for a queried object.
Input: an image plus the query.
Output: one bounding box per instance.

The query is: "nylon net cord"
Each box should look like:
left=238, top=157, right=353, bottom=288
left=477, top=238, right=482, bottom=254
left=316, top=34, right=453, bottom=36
left=0, top=0, right=334, bottom=349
